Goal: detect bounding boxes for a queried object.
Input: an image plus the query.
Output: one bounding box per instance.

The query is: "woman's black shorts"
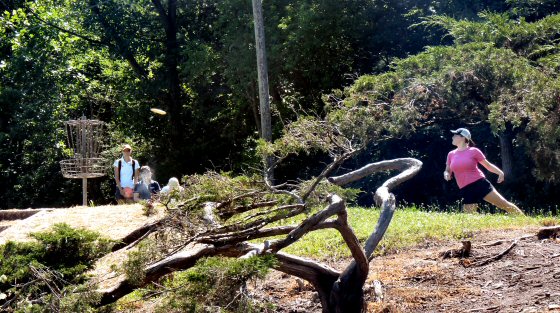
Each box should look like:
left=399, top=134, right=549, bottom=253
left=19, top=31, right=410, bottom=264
left=459, top=178, right=494, bottom=204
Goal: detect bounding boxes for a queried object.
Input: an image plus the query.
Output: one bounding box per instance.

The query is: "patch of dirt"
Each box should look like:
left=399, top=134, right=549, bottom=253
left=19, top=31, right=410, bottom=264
left=0, top=204, right=163, bottom=245
left=247, top=227, right=560, bottom=312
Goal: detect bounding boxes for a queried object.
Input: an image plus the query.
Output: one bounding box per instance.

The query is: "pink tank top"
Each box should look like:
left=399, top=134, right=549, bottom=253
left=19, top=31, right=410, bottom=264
left=446, top=147, right=486, bottom=189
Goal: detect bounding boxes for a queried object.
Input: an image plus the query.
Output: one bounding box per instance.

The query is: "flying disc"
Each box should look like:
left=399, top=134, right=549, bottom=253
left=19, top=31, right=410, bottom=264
left=150, top=108, right=167, bottom=115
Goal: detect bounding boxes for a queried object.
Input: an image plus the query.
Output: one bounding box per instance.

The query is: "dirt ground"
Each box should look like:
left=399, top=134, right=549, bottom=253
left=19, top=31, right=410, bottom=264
left=0, top=204, right=163, bottom=245
left=250, top=228, right=560, bottom=313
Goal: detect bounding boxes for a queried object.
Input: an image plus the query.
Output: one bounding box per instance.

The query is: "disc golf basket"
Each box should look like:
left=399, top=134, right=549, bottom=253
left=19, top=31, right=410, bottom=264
left=60, top=116, right=106, bottom=206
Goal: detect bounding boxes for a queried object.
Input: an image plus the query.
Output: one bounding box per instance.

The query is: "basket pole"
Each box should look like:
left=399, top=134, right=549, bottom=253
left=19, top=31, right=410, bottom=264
left=82, top=177, right=88, bottom=206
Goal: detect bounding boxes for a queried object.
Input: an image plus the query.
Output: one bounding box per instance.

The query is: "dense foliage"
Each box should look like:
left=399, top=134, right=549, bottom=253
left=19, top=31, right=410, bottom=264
left=0, top=223, right=113, bottom=312
left=155, top=255, right=277, bottom=312
left=338, top=11, right=560, bottom=209
left=0, top=0, right=559, bottom=209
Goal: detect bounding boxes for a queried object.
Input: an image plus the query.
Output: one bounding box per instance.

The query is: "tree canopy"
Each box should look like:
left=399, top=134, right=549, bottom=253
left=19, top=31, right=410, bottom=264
left=0, top=0, right=559, bottom=209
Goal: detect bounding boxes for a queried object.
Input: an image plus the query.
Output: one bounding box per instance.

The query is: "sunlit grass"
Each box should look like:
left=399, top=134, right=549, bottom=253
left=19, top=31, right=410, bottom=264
left=276, top=206, right=558, bottom=259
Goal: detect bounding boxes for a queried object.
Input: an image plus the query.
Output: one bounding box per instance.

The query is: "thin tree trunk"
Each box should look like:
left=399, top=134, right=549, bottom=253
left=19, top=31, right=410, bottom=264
left=251, top=0, right=271, bottom=143
left=499, top=125, right=515, bottom=184
left=151, top=0, right=182, bottom=138
left=251, top=0, right=274, bottom=181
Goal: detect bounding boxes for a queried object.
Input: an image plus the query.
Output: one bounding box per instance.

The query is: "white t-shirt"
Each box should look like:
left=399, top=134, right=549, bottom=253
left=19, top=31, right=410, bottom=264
left=113, top=157, right=140, bottom=188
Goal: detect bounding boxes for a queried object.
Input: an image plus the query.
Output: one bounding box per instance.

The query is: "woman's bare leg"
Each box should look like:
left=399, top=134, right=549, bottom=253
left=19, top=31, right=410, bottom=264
left=483, top=189, right=524, bottom=215
left=463, top=203, right=479, bottom=214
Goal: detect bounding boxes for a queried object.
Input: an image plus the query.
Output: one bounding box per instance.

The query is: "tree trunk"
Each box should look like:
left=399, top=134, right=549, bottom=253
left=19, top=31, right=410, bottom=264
left=251, top=0, right=271, bottom=143
left=153, top=0, right=182, bottom=139
left=499, top=125, right=515, bottom=184
left=251, top=0, right=274, bottom=181
left=326, top=158, right=421, bottom=313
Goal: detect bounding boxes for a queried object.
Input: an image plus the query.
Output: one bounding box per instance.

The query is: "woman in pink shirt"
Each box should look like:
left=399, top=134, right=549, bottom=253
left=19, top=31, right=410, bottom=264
left=444, top=128, right=524, bottom=215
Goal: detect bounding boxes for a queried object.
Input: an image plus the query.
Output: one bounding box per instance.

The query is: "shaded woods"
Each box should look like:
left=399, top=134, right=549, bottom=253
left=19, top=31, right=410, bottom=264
left=1, top=0, right=560, bottom=211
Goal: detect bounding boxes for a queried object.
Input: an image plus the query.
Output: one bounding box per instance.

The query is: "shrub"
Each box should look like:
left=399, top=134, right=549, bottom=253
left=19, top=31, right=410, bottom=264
left=0, top=223, right=113, bottom=311
left=156, top=255, right=277, bottom=312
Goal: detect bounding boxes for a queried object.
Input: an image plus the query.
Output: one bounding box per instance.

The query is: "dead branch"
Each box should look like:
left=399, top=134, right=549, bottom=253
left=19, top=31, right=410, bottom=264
left=219, top=200, right=278, bottom=219
left=97, top=242, right=342, bottom=308
left=242, top=203, right=303, bottom=221
left=334, top=206, right=368, bottom=283
left=98, top=243, right=217, bottom=306
left=329, top=158, right=422, bottom=206
left=268, top=195, right=345, bottom=253
left=95, top=157, right=422, bottom=312
left=196, top=203, right=306, bottom=240
left=327, top=158, right=421, bottom=312
left=274, top=252, right=340, bottom=310
left=329, top=158, right=420, bottom=188
left=468, top=240, right=518, bottom=267
left=365, top=191, right=396, bottom=258
left=112, top=219, right=165, bottom=252
left=300, top=151, right=356, bottom=202
left=481, top=234, right=534, bottom=247
left=199, top=221, right=339, bottom=245
left=214, top=191, right=263, bottom=211
left=537, top=226, right=560, bottom=240
left=265, top=179, right=303, bottom=204
left=440, top=241, right=471, bottom=259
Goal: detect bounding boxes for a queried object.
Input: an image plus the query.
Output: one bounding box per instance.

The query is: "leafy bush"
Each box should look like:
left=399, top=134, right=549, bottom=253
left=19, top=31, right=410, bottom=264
left=122, top=238, right=161, bottom=287
left=156, top=255, right=277, bottom=313
left=0, top=223, right=113, bottom=311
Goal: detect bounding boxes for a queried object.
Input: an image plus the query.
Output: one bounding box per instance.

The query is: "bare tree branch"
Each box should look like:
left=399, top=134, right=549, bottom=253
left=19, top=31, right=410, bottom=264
left=268, top=195, right=345, bottom=253
left=264, top=174, right=303, bottom=204
left=219, top=200, right=278, bottom=219
left=199, top=203, right=306, bottom=239
left=98, top=243, right=216, bottom=306
left=301, top=151, right=356, bottom=202
left=214, top=191, right=263, bottom=211
left=327, top=158, right=421, bottom=312
left=334, top=208, right=368, bottom=282
left=111, top=219, right=165, bottom=252
left=274, top=252, right=340, bottom=309
left=329, top=158, right=422, bottom=206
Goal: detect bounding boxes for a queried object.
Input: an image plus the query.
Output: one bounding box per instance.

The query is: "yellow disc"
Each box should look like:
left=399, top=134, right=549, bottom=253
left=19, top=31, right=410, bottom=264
left=150, top=108, right=167, bottom=115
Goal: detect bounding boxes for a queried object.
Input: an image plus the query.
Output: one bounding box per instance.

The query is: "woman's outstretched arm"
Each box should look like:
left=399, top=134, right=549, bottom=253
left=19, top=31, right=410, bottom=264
left=479, top=159, right=504, bottom=183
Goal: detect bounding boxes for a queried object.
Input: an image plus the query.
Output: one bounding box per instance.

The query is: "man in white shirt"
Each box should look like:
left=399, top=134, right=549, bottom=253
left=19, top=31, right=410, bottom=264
left=113, top=144, right=140, bottom=203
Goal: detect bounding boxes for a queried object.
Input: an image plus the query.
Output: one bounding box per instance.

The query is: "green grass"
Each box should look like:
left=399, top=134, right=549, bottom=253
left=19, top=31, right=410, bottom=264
left=276, top=206, right=558, bottom=259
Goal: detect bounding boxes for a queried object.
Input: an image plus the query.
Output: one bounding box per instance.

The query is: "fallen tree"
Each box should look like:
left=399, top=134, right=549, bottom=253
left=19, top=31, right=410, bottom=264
left=96, top=97, right=424, bottom=312
left=99, top=159, right=421, bottom=312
